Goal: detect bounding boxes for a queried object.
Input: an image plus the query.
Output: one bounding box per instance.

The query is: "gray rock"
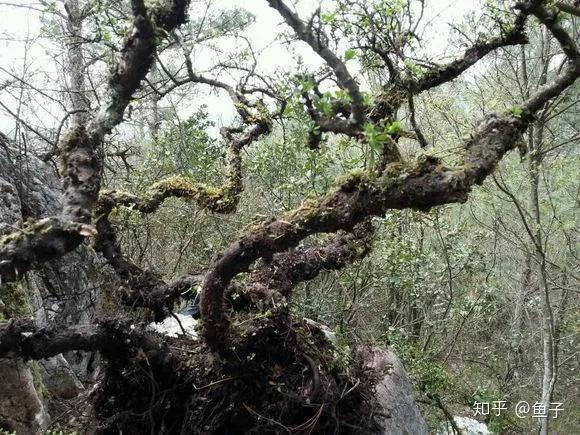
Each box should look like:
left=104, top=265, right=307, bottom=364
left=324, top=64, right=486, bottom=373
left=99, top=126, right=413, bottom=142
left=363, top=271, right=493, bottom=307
left=0, top=178, right=22, bottom=233
left=37, top=355, right=85, bottom=399
left=306, top=321, right=428, bottom=435
left=437, top=416, right=490, bottom=435
left=0, top=359, right=50, bottom=434
left=360, top=346, right=429, bottom=435
left=0, top=134, right=115, bottom=382
left=0, top=158, right=50, bottom=433
left=0, top=134, right=117, bottom=409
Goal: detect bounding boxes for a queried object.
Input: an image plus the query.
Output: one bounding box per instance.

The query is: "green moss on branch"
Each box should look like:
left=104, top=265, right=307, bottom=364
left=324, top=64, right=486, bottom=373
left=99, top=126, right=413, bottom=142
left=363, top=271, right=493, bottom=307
left=0, top=282, right=30, bottom=320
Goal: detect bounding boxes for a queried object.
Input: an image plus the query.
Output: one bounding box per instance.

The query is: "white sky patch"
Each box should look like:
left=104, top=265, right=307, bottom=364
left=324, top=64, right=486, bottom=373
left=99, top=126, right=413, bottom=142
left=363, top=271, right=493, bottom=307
left=0, top=0, right=481, bottom=136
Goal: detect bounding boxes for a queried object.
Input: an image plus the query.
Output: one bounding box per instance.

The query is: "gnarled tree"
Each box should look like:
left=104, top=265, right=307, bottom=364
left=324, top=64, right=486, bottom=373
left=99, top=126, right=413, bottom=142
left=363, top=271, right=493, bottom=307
left=0, top=0, right=578, bottom=433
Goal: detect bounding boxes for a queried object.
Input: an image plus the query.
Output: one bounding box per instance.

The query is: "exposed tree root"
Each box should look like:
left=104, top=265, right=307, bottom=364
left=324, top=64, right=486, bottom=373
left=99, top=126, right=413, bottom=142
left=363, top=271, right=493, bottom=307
left=88, top=315, right=380, bottom=434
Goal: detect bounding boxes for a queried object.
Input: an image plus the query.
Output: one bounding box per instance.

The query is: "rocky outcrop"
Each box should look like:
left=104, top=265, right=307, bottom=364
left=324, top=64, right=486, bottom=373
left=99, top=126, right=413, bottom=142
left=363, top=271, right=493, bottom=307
left=0, top=138, right=50, bottom=432
left=304, top=322, right=428, bottom=434
left=360, top=346, right=429, bottom=435
left=0, top=133, right=112, bottom=381
left=296, top=321, right=428, bottom=434
left=0, top=360, right=49, bottom=434
left=0, top=134, right=113, bottom=432
left=37, top=355, right=85, bottom=399
left=0, top=134, right=101, bottom=330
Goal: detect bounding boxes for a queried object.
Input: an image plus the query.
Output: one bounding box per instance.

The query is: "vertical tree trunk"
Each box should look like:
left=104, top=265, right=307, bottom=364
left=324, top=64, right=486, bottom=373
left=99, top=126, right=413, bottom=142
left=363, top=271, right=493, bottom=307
left=528, top=113, right=558, bottom=435
left=149, top=62, right=161, bottom=139
left=64, top=0, right=89, bottom=126
left=528, top=145, right=556, bottom=435
left=520, top=36, right=558, bottom=434
left=508, top=252, right=531, bottom=378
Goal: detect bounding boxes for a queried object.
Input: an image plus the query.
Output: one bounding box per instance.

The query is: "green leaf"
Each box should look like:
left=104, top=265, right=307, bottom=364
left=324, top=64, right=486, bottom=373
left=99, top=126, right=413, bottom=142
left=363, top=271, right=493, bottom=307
left=386, top=121, right=403, bottom=135
left=344, top=49, right=357, bottom=61
left=375, top=133, right=389, bottom=142
left=362, top=92, right=374, bottom=106
left=511, top=106, right=523, bottom=118
left=322, top=12, right=337, bottom=24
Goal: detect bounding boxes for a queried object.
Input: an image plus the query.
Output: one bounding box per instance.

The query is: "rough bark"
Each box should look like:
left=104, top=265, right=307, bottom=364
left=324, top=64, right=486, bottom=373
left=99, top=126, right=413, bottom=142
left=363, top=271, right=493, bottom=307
left=200, top=115, right=527, bottom=349
left=0, top=317, right=427, bottom=435
left=238, top=221, right=374, bottom=308
left=199, top=0, right=580, bottom=351
left=0, top=317, right=147, bottom=360
left=0, top=133, right=121, bottom=435
left=0, top=134, right=111, bottom=372
left=0, top=1, right=578, bottom=432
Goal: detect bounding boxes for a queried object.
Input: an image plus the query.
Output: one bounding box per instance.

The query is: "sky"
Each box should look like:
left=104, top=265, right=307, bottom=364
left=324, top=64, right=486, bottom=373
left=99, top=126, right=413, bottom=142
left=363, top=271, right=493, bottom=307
left=216, top=0, right=480, bottom=66
left=0, top=0, right=481, bottom=137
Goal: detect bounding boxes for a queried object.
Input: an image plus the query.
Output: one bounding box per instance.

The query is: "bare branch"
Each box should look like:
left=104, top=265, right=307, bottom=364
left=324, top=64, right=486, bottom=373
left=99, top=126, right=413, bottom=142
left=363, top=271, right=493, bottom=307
left=267, top=0, right=366, bottom=126
left=407, top=95, right=429, bottom=148
left=403, top=14, right=529, bottom=94
left=517, top=0, right=580, bottom=112
left=556, top=1, right=580, bottom=17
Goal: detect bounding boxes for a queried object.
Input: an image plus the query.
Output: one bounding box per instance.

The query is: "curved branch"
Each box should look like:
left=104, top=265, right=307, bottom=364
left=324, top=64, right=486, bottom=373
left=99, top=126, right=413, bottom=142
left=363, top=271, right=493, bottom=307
left=402, top=12, right=529, bottom=94
left=517, top=0, right=580, bottom=112
left=198, top=3, right=580, bottom=345
left=120, top=223, right=374, bottom=321
left=200, top=111, right=541, bottom=350
left=239, top=221, right=374, bottom=308
left=93, top=112, right=272, bottom=293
